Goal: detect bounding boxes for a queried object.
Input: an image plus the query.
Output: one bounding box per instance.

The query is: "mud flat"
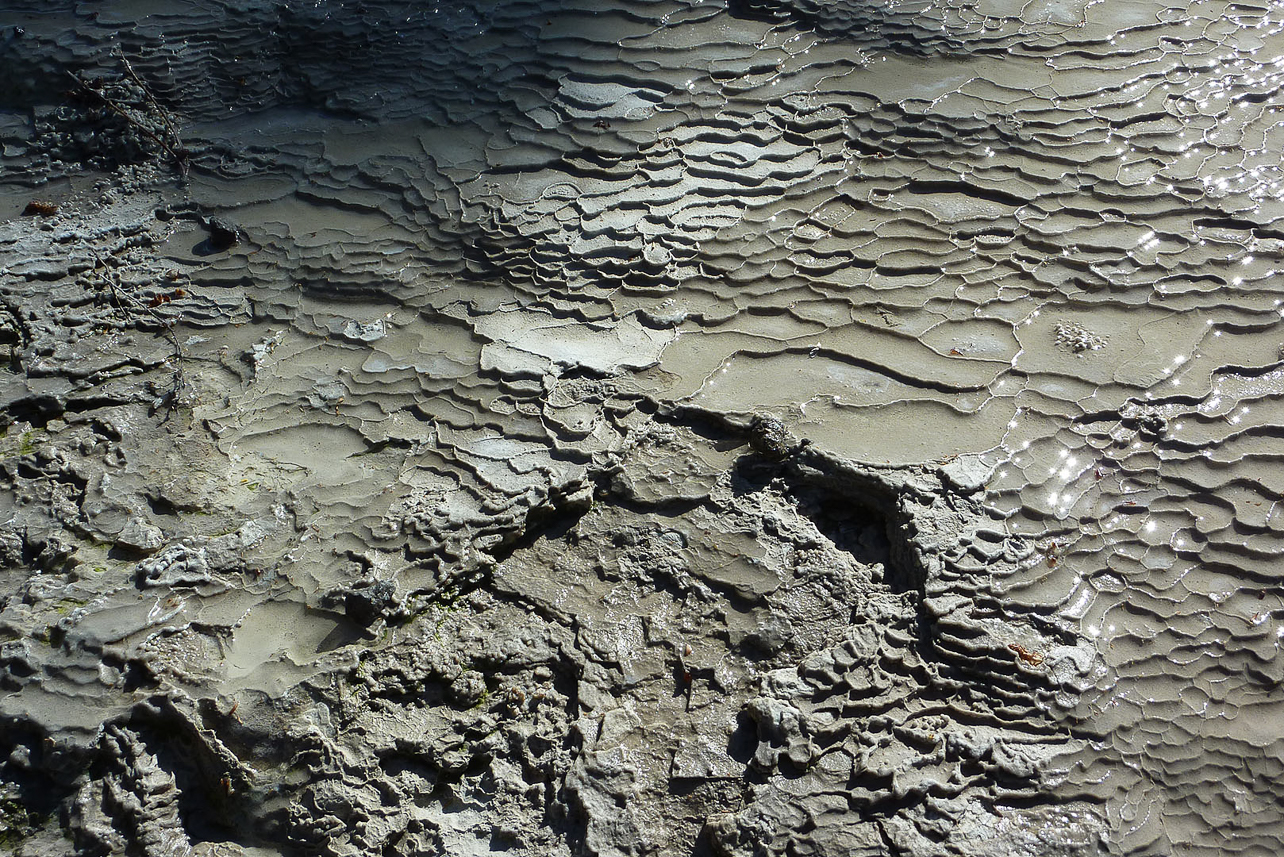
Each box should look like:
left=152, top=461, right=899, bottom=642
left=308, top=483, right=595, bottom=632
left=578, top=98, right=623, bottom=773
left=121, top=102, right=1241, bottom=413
left=2, top=1, right=1284, bottom=855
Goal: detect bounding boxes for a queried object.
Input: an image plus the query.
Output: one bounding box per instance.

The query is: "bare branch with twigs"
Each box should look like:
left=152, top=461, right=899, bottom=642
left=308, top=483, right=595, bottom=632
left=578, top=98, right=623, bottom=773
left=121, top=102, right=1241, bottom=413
left=64, top=60, right=189, bottom=176
left=89, top=252, right=187, bottom=417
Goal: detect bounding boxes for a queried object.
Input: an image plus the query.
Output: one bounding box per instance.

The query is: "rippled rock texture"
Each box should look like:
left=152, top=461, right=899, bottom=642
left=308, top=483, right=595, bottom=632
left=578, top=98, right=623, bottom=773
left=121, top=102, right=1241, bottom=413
left=2, top=0, right=1282, bottom=854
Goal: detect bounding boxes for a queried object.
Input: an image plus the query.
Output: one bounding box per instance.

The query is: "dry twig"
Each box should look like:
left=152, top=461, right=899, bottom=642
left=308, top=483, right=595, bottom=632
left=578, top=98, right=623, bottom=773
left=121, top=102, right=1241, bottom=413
left=90, top=252, right=187, bottom=417
left=64, top=58, right=189, bottom=175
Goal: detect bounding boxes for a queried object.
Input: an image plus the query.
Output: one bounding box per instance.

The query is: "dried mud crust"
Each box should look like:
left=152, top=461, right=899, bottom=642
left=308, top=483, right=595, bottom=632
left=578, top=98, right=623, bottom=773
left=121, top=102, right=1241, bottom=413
left=0, top=412, right=1105, bottom=857
left=0, top=189, right=1101, bottom=855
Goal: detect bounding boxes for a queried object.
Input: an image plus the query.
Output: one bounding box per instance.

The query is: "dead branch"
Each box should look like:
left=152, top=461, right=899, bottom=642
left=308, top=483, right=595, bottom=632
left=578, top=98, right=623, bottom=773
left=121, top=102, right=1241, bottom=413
left=65, top=65, right=189, bottom=176
left=90, top=252, right=187, bottom=417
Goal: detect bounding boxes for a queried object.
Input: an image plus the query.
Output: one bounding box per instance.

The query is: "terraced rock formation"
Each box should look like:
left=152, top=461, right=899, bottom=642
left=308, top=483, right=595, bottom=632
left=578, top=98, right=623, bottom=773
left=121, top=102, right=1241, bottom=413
left=2, top=0, right=1283, bottom=854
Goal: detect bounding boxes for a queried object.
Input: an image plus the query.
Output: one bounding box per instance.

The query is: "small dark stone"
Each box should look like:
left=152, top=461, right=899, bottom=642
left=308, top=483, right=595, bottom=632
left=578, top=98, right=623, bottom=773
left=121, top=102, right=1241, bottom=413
left=203, top=216, right=240, bottom=251
left=1137, top=413, right=1168, bottom=440
left=748, top=414, right=798, bottom=458
left=344, top=580, right=398, bottom=625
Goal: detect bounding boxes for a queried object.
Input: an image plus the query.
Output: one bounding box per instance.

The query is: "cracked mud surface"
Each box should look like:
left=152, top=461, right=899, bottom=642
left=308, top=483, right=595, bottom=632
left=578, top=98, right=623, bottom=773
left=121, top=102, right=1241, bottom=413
left=2, top=1, right=1283, bottom=854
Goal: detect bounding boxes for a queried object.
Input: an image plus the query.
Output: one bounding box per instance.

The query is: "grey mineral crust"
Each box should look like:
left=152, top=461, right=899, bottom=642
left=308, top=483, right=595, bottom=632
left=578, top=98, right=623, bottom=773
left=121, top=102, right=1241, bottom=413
left=2, top=0, right=1281, bottom=855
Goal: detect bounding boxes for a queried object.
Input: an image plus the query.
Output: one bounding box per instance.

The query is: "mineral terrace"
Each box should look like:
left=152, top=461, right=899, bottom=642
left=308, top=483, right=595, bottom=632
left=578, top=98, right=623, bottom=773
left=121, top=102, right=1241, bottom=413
left=2, top=1, right=1283, bottom=855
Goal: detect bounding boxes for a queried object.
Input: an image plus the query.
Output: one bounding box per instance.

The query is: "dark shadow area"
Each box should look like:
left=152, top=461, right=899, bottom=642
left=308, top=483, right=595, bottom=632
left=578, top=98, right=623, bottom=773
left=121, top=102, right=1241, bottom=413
left=126, top=719, right=244, bottom=847
left=728, top=454, right=777, bottom=496
left=0, top=728, right=70, bottom=848
left=2, top=394, right=64, bottom=430
left=729, top=452, right=917, bottom=595
left=191, top=235, right=235, bottom=257
left=491, top=486, right=595, bottom=565
left=726, top=0, right=967, bottom=54
left=787, top=483, right=904, bottom=588
left=315, top=616, right=368, bottom=653
left=101, top=652, right=159, bottom=692
left=726, top=711, right=758, bottom=766
left=126, top=698, right=312, bottom=856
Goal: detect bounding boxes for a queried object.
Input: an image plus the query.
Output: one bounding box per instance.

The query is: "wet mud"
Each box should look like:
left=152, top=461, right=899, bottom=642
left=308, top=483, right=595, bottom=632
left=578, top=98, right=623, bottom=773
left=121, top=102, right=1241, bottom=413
left=2, top=0, right=1283, bottom=854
